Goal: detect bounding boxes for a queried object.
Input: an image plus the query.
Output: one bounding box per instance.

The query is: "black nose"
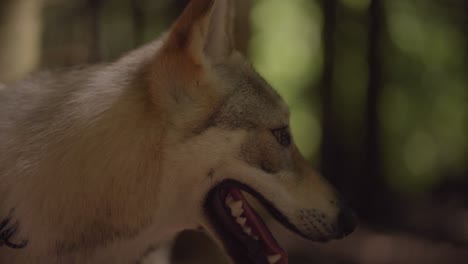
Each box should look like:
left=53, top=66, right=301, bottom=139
left=336, top=206, right=358, bottom=237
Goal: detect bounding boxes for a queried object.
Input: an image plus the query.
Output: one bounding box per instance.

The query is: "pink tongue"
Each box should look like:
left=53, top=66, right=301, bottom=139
left=228, top=188, right=288, bottom=264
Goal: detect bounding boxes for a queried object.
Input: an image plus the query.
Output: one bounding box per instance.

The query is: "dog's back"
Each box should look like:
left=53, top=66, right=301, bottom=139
left=0, top=42, right=166, bottom=263
left=0, top=40, right=160, bottom=170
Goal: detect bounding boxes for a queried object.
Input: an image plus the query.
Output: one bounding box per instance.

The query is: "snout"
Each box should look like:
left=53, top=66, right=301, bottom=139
left=335, top=205, right=358, bottom=238
left=295, top=203, right=357, bottom=242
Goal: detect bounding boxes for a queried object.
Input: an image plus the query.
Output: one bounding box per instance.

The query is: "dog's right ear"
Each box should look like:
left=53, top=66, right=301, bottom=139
left=146, top=0, right=236, bottom=128
left=161, top=0, right=235, bottom=65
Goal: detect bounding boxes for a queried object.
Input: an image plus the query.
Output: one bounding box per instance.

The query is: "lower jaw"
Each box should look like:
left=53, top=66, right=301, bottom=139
left=204, top=181, right=288, bottom=264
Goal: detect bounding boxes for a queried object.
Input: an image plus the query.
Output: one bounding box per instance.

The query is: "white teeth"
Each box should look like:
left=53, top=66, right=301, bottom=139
left=267, top=254, right=281, bottom=264
left=229, top=201, right=244, bottom=217
left=236, top=217, right=257, bottom=239
left=236, top=217, right=247, bottom=226
left=225, top=196, right=258, bottom=240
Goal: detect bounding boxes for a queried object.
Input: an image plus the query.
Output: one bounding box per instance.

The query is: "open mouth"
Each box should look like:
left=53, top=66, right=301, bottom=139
left=204, top=180, right=302, bottom=264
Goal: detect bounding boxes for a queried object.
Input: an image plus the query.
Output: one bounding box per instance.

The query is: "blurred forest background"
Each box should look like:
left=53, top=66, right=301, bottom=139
left=1, top=0, right=467, bottom=263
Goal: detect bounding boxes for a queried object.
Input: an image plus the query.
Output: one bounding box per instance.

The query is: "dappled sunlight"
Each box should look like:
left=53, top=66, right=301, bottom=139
left=250, top=0, right=323, bottom=160
left=387, top=4, right=426, bottom=57
left=290, top=103, right=322, bottom=160
left=387, top=2, right=465, bottom=68
left=381, top=0, right=468, bottom=194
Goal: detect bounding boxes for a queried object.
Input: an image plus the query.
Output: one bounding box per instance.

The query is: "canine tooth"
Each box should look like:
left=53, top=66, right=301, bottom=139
left=267, top=254, right=281, bottom=264
left=243, top=227, right=252, bottom=235
left=236, top=217, right=247, bottom=226
left=229, top=201, right=243, bottom=217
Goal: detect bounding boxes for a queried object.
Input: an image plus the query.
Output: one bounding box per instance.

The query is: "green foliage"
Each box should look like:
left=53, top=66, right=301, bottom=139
left=250, top=0, right=323, bottom=161
left=40, top=0, right=468, bottom=194
left=250, top=0, right=467, bottom=194
left=383, top=0, right=467, bottom=193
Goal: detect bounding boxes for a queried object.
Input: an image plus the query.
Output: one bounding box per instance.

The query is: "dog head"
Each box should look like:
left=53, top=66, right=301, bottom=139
left=148, top=0, right=357, bottom=263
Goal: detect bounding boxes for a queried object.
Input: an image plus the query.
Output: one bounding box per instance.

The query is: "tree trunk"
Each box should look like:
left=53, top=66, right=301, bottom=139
left=0, top=0, right=43, bottom=82
left=359, top=0, right=389, bottom=222
left=320, top=0, right=391, bottom=223
left=319, top=0, right=340, bottom=194
left=465, top=0, right=468, bottom=193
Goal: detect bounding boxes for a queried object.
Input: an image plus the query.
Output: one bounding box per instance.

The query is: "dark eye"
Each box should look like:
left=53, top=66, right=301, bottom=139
left=272, top=126, right=291, bottom=147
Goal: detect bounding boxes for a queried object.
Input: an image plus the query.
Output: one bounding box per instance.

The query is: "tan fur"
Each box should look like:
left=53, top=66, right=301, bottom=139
left=0, top=0, right=353, bottom=263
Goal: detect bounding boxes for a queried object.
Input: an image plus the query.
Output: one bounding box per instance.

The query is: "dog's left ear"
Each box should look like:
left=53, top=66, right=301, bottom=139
left=164, top=0, right=235, bottom=64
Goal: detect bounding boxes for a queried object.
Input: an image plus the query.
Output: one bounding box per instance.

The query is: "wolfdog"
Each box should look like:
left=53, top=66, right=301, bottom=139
left=0, top=0, right=356, bottom=263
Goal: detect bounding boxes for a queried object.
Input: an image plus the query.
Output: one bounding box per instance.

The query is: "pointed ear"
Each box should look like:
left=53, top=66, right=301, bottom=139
left=164, top=0, right=235, bottom=64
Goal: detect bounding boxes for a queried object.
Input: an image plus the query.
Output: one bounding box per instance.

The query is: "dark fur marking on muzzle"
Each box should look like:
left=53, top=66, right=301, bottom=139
left=0, top=213, right=28, bottom=249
